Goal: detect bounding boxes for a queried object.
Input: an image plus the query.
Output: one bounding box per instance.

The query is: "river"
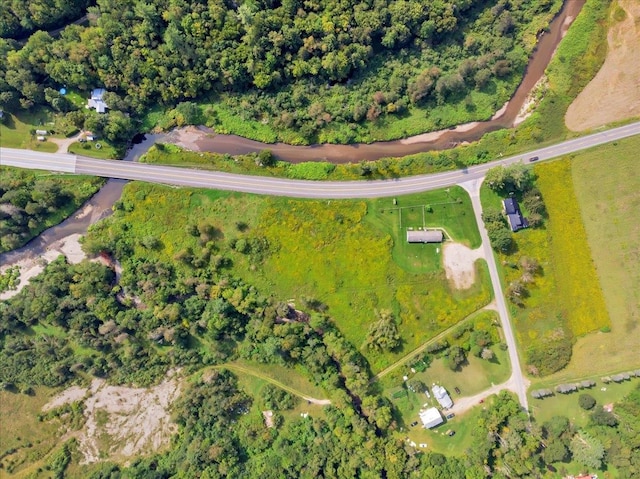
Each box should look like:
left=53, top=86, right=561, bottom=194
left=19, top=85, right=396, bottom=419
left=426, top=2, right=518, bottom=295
left=191, top=0, right=585, bottom=163
left=0, top=134, right=162, bottom=266
left=0, top=0, right=584, bottom=266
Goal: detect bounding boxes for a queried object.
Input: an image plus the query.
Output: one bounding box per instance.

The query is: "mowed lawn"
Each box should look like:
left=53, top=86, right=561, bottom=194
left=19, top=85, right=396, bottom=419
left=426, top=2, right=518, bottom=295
left=96, top=184, right=491, bottom=372
left=543, top=136, right=640, bottom=381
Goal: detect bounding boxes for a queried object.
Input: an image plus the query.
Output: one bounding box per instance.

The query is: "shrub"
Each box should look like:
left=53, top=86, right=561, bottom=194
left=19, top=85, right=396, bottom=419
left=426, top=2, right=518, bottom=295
left=579, top=393, right=596, bottom=410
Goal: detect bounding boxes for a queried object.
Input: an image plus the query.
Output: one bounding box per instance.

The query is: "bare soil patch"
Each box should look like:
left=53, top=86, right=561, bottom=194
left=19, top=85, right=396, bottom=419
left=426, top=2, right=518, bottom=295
left=442, top=242, right=484, bottom=290
left=42, top=372, right=182, bottom=464
left=0, top=233, right=85, bottom=300
left=566, top=0, right=640, bottom=131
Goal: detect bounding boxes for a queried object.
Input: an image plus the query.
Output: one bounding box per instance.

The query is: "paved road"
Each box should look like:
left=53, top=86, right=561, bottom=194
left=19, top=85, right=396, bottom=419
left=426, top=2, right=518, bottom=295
left=461, top=179, right=530, bottom=411
left=2, top=121, right=640, bottom=198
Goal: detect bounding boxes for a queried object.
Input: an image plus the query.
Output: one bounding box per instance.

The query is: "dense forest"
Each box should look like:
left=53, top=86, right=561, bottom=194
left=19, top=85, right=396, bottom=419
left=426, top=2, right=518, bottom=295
left=0, top=168, right=103, bottom=253
left=0, top=0, right=561, bottom=142
left=0, top=0, right=92, bottom=39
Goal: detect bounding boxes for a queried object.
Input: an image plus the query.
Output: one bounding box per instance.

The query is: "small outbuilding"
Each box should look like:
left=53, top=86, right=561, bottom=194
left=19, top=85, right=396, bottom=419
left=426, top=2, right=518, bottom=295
left=407, top=230, right=443, bottom=244
left=531, top=389, right=554, bottom=399
left=580, top=380, right=596, bottom=389
left=88, top=88, right=108, bottom=113
left=419, top=407, right=444, bottom=429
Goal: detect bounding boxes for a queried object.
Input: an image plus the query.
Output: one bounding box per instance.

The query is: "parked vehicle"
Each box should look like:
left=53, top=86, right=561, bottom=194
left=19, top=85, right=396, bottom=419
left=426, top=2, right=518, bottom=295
left=410, top=421, right=418, bottom=427
left=529, top=156, right=540, bottom=162
left=454, top=387, right=461, bottom=394
left=446, top=413, right=455, bottom=419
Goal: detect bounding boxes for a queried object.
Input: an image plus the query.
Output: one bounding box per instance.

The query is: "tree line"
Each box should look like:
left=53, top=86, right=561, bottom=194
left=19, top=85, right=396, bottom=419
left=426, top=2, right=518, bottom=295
left=0, top=0, right=560, bottom=141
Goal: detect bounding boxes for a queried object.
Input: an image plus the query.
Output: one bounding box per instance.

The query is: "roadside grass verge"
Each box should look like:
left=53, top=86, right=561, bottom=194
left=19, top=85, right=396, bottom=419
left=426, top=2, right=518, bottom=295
left=91, top=183, right=491, bottom=372
left=68, top=141, right=120, bottom=159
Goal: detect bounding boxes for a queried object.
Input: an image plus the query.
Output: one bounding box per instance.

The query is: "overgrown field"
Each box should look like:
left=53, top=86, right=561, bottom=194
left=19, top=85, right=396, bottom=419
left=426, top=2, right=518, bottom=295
left=542, top=135, right=640, bottom=381
left=481, top=159, right=609, bottom=377
left=534, top=160, right=609, bottom=336
left=87, top=184, right=490, bottom=372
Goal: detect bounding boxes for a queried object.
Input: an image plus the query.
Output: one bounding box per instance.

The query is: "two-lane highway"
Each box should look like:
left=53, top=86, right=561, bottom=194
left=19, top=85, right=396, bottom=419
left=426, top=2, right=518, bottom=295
left=2, top=121, right=640, bottom=198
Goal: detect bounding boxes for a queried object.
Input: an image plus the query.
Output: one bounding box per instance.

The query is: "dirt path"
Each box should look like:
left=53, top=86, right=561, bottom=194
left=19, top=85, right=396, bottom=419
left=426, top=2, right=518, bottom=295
left=371, top=303, right=497, bottom=382
left=566, top=0, right=640, bottom=131
left=446, top=374, right=521, bottom=416
left=49, top=132, right=81, bottom=153
left=215, top=363, right=331, bottom=405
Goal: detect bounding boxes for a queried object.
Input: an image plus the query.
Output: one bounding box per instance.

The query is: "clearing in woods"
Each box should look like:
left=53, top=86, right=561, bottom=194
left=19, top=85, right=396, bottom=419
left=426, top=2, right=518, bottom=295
left=565, top=0, right=640, bottom=131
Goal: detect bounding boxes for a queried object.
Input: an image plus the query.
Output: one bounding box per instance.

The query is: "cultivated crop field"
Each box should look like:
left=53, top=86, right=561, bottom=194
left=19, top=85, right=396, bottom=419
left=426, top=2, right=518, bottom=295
left=89, top=184, right=491, bottom=372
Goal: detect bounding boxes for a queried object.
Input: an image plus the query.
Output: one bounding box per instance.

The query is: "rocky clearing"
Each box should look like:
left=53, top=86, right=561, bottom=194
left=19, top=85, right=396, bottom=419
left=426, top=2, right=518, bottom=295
left=0, top=233, right=85, bottom=301
left=565, top=0, right=640, bottom=131
left=43, top=372, right=182, bottom=464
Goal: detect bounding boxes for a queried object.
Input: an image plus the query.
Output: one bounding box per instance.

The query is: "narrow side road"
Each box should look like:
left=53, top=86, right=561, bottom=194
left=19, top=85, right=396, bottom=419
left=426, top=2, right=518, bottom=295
left=460, top=178, right=530, bottom=411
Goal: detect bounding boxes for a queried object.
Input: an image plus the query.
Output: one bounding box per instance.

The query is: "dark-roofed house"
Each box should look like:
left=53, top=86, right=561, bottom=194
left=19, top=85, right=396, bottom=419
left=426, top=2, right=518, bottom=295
left=88, top=88, right=108, bottom=113
left=611, top=374, right=626, bottom=383
left=406, top=230, right=443, bottom=243
left=555, top=384, right=577, bottom=394
left=502, top=198, right=529, bottom=232
left=580, top=380, right=596, bottom=389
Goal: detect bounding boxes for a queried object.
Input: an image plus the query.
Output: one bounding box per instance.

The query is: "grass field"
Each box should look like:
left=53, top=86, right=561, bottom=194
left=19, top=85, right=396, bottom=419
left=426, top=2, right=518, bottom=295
left=218, top=360, right=329, bottom=401
left=93, top=184, right=491, bottom=372
left=68, top=141, right=120, bottom=159
left=530, top=378, right=639, bottom=427
left=0, top=387, right=63, bottom=476
left=0, top=109, right=80, bottom=152
left=541, top=136, right=640, bottom=382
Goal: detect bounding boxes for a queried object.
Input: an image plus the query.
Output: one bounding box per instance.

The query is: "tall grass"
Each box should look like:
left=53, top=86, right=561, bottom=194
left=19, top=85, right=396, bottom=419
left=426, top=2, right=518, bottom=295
left=535, top=160, right=609, bottom=336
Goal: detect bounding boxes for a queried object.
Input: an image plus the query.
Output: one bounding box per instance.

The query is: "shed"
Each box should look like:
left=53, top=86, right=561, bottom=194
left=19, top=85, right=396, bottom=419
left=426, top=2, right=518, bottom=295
left=35, top=129, right=48, bottom=135
left=419, top=407, right=444, bottom=429
left=88, top=88, right=108, bottom=113
left=580, top=380, right=596, bottom=389
left=531, top=389, right=553, bottom=399
left=37, top=136, right=46, bottom=141
left=407, top=230, right=443, bottom=243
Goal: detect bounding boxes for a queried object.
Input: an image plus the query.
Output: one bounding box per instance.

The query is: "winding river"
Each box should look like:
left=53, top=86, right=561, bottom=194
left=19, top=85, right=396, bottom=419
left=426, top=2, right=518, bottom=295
left=192, top=0, right=585, bottom=163
left=0, top=135, right=162, bottom=266
left=0, top=0, right=585, bottom=267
